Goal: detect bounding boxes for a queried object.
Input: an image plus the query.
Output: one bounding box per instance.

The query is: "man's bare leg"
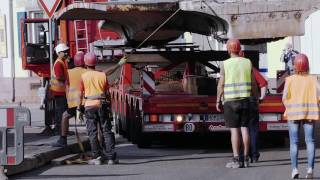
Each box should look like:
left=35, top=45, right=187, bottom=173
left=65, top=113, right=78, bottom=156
left=230, top=128, right=241, bottom=157
left=241, top=127, right=250, bottom=156
left=241, top=126, right=250, bottom=167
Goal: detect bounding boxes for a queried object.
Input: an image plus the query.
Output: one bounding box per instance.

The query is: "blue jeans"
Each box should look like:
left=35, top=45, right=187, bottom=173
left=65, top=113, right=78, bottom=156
left=288, top=120, right=315, bottom=170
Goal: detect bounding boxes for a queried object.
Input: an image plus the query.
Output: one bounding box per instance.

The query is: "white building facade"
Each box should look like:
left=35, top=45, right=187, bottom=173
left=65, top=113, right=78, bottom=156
left=0, top=0, right=43, bottom=103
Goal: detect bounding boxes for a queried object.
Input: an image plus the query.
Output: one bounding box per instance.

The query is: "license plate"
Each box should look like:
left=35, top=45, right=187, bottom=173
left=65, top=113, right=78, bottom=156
left=207, top=114, right=224, bottom=122
left=143, top=124, right=174, bottom=132
left=267, top=123, right=288, bottom=130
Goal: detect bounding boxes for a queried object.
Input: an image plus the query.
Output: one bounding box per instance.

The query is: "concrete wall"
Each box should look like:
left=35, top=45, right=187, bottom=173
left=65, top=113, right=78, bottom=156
left=0, top=77, right=41, bottom=103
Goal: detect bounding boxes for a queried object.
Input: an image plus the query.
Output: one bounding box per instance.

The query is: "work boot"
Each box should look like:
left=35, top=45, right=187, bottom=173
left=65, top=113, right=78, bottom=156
left=88, top=156, right=102, bottom=165
left=291, top=168, right=299, bottom=179
left=305, top=168, right=313, bottom=179
left=51, top=137, right=67, bottom=148
left=225, top=157, right=241, bottom=168
left=107, top=159, right=119, bottom=165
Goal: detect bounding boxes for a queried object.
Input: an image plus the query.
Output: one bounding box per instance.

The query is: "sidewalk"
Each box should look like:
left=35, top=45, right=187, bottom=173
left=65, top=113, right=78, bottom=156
left=3, top=103, right=90, bottom=176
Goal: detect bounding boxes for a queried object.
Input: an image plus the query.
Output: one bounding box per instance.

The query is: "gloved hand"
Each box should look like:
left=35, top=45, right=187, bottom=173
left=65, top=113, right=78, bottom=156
left=118, top=55, right=128, bottom=66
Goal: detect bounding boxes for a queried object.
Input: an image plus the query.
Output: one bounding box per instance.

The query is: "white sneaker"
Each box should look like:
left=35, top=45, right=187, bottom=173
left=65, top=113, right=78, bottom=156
left=306, top=168, right=313, bottom=179
left=291, top=168, right=299, bottom=179
left=88, top=156, right=102, bottom=165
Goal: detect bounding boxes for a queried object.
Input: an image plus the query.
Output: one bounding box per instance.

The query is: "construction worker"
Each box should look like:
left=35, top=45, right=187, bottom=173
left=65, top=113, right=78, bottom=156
left=239, top=50, right=268, bottom=163
left=216, top=39, right=257, bottom=168
left=280, top=42, right=299, bottom=74
left=79, top=52, right=127, bottom=165
left=52, top=51, right=87, bottom=147
left=50, top=43, right=69, bottom=135
left=282, top=54, right=320, bottom=179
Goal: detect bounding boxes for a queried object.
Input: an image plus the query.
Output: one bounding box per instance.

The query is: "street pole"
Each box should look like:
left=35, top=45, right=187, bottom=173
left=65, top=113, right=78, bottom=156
left=9, top=0, right=15, bottom=102
left=49, top=17, right=53, bottom=79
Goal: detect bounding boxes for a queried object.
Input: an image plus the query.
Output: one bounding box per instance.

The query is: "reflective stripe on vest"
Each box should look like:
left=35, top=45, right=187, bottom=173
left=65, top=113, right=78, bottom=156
left=283, top=75, right=320, bottom=121
left=50, top=59, right=67, bottom=93
left=85, top=94, right=106, bottom=100
left=67, top=67, right=87, bottom=108
left=82, top=70, right=108, bottom=107
left=224, top=57, right=252, bottom=100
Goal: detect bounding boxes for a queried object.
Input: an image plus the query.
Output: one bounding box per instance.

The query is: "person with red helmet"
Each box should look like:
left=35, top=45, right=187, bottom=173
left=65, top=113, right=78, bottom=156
left=282, top=54, right=320, bottom=179
left=79, top=52, right=127, bottom=165
left=216, top=39, right=257, bottom=168
left=52, top=51, right=88, bottom=147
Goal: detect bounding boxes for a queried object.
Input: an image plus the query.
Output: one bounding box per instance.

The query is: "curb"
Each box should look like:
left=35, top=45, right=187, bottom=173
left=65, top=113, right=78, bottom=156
left=6, top=139, right=90, bottom=176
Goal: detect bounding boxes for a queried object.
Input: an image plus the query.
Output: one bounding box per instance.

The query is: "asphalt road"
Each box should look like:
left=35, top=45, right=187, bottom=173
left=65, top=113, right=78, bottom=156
left=11, top=134, right=320, bottom=180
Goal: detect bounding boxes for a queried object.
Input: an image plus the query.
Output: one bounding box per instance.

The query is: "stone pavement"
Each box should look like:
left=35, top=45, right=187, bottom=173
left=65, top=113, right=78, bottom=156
left=1, top=103, right=90, bottom=176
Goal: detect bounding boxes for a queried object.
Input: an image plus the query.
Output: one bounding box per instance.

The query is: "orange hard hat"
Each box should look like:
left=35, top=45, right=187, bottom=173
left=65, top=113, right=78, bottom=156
left=84, top=52, right=97, bottom=67
left=227, top=38, right=241, bottom=54
left=73, top=51, right=85, bottom=67
left=294, top=54, right=309, bottom=73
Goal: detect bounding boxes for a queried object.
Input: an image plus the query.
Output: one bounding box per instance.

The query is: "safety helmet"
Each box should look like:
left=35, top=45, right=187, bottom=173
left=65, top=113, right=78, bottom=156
left=226, top=38, right=241, bottom=54
left=55, top=43, right=69, bottom=54
left=84, top=52, right=97, bottom=67
left=73, top=51, right=85, bottom=67
left=294, top=53, right=309, bottom=73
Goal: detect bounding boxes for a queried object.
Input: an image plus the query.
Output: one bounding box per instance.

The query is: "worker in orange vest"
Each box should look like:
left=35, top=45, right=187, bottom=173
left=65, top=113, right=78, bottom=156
left=282, top=54, right=320, bottom=179
left=50, top=43, right=69, bottom=135
left=79, top=52, right=127, bottom=165
left=52, top=51, right=88, bottom=147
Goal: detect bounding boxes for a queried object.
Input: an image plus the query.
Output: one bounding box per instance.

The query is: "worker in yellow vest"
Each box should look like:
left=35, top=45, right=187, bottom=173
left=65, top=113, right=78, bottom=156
left=282, top=54, right=320, bottom=179
left=216, top=39, right=257, bottom=169
left=52, top=51, right=87, bottom=147
left=50, top=43, right=69, bottom=135
left=79, top=52, right=127, bottom=165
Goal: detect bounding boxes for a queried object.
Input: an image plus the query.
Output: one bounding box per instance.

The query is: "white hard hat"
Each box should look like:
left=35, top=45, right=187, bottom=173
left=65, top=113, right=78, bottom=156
left=55, top=43, right=69, bottom=54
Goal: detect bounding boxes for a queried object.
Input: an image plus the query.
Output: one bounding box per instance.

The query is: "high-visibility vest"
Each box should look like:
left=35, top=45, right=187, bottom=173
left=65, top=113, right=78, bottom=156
left=50, top=59, right=68, bottom=94
left=81, top=70, right=108, bottom=107
left=67, top=67, right=88, bottom=108
left=283, top=75, right=320, bottom=121
left=223, top=57, right=252, bottom=100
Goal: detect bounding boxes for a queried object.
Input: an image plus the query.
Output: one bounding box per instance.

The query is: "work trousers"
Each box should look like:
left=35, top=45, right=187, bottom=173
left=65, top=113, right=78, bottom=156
left=85, top=106, right=116, bottom=160
left=54, top=95, right=67, bottom=134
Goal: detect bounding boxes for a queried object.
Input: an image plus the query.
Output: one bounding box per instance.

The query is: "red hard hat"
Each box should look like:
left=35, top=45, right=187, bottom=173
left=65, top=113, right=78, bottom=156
left=294, top=54, right=309, bottom=73
left=73, top=51, right=85, bottom=67
left=84, top=52, right=97, bottom=67
left=227, top=38, right=241, bottom=54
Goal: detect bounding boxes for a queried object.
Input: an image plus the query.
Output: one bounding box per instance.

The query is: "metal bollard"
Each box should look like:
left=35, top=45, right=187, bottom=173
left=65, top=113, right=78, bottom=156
left=0, top=105, right=31, bottom=178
